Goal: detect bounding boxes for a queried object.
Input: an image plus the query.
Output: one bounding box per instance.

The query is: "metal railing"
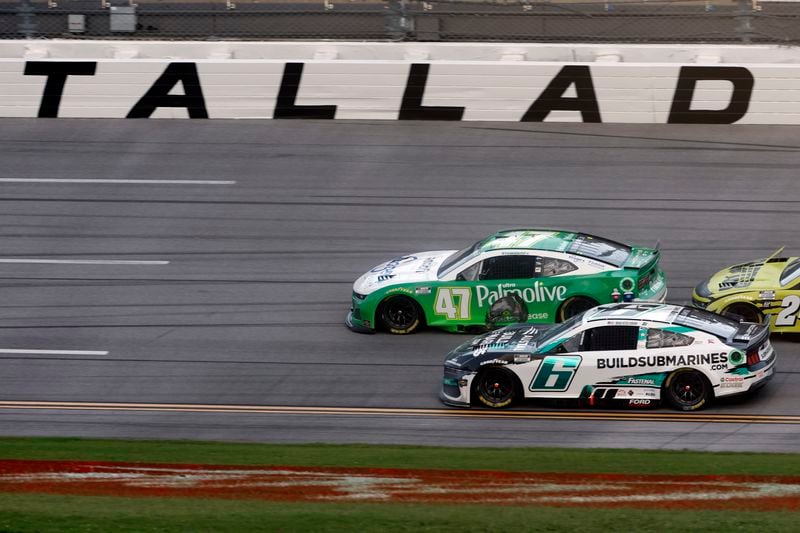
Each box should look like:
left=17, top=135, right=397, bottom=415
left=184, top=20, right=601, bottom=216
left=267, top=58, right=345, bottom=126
left=2, top=0, right=799, bottom=43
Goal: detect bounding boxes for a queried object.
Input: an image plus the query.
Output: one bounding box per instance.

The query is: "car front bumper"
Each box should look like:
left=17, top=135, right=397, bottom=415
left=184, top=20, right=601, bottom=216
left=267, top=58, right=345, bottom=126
left=345, top=310, right=374, bottom=334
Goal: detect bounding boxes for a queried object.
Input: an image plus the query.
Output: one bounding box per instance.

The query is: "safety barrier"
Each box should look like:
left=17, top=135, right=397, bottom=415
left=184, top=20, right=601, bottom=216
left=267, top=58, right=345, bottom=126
left=2, top=41, right=799, bottom=123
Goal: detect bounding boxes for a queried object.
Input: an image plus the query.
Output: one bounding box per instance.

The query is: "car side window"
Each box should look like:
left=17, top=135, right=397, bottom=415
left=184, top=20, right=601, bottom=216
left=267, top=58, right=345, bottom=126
left=581, top=326, right=639, bottom=351
left=479, top=256, right=537, bottom=280
left=646, top=328, right=693, bottom=349
left=537, top=257, right=578, bottom=277
left=456, top=261, right=482, bottom=281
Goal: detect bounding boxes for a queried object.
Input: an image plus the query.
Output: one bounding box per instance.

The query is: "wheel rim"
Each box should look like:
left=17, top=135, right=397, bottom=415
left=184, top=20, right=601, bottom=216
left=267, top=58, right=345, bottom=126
left=561, top=297, right=594, bottom=321
left=725, top=304, right=762, bottom=324
left=384, top=298, right=417, bottom=330
left=670, top=372, right=706, bottom=407
left=478, top=369, right=514, bottom=404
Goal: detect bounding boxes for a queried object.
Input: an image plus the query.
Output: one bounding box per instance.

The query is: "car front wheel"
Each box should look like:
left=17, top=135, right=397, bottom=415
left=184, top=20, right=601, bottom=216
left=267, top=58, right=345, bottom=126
left=378, top=295, right=422, bottom=334
left=474, top=366, right=518, bottom=408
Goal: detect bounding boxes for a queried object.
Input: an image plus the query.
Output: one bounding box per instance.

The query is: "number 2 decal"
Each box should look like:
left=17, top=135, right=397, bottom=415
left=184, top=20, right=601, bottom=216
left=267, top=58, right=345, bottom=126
left=530, top=355, right=582, bottom=392
left=434, top=287, right=472, bottom=320
left=776, top=295, right=800, bottom=327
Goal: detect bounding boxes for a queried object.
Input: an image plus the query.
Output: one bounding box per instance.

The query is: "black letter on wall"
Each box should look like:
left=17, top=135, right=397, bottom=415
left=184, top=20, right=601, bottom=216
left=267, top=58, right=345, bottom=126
left=24, top=61, right=97, bottom=118
left=399, top=64, right=464, bottom=121
left=127, top=63, right=208, bottom=119
left=273, top=63, right=336, bottom=119
left=668, top=66, right=754, bottom=124
left=521, top=66, right=601, bottom=123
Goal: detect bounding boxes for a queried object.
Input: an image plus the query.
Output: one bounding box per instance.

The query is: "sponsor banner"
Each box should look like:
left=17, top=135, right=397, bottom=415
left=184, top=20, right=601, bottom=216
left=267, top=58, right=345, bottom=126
left=3, top=57, right=800, bottom=123
left=597, top=352, right=729, bottom=370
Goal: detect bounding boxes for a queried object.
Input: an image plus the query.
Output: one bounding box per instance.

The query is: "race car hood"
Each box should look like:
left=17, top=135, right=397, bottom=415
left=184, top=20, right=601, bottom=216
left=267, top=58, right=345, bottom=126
left=353, top=250, right=456, bottom=295
left=702, top=257, right=797, bottom=294
left=444, top=323, right=556, bottom=371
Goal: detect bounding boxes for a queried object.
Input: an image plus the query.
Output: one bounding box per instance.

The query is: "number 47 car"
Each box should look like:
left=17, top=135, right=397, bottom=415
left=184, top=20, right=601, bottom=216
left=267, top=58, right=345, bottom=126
left=440, top=303, right=775, bottom=411
left=347, top=229, right=667, bottom=334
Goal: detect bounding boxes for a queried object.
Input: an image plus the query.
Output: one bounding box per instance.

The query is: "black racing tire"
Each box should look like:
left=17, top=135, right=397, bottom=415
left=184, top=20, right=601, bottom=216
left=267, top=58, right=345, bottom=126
left=663, top=369, right=712, bottom=411
left=723, top=303, right=764, bottom=324
left=557, top=296, right=598, bottom=322
left=378, top=295, right=423, bottom=334
left=474, top=366, right=519, bottom=408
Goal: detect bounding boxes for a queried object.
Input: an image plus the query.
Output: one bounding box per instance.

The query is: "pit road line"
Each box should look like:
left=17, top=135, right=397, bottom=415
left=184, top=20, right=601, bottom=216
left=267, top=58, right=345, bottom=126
left=1, top=401, right=799, bottom=425
left=0, top=178, right=235, bottom=185
left=0, top=350, right=108, bottom=356
left=0, top=259, right=169, bottom=265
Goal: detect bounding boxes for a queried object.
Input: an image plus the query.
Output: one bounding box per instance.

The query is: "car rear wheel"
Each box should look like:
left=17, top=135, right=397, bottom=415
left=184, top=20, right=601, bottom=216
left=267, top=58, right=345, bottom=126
left=557, top=296, right=598, bottom=322
left=723, top=303, right=764, bottom=324
left=474, top=366, right=518, bottom=408
left=664, top=369, right=711, bottom=411
left=378, top=296, right=422, bottom=334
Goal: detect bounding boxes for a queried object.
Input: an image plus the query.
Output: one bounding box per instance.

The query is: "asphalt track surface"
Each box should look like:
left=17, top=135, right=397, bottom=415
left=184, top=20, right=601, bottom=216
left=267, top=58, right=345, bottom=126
left=0, top=119, right=799, bottom=452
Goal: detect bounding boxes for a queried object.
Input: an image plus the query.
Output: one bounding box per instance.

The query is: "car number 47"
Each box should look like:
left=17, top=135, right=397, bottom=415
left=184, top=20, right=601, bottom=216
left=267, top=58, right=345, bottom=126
left=435, top=287, right=472, bottom=320
left=776, top=295, right=800, bottom=327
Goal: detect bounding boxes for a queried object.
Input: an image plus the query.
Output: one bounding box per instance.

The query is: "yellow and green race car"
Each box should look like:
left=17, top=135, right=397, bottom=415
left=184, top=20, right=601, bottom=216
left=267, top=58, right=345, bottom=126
left=693, top=247, right=800, bottom=331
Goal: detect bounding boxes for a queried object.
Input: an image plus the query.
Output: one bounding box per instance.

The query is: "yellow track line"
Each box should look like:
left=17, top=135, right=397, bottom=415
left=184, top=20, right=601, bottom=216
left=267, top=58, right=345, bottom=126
left=0, top=400, right=798, bottom=425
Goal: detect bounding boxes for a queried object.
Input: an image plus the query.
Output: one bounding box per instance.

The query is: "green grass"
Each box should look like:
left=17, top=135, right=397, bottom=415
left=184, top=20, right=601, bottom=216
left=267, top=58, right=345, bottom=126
left=2, top=437, right=800, bottom=531
left=0, top=494, right=798, bottom=533
left=1, top=436, right=799, bottom=476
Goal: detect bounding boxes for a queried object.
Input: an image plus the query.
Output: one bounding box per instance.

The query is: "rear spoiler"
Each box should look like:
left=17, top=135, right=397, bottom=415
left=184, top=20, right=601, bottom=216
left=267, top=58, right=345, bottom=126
left=732, top=322, right=770, bottom=348
left=622, top=246, right=660, bottom=271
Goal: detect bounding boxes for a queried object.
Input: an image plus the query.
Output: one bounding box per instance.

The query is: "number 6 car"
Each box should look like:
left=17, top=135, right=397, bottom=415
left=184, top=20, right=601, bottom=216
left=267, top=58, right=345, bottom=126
left=347, top=229, right=667, bottom=334
left=692, top=248, right=800, bottom=332
left=440, top=303, right=775, bottom=411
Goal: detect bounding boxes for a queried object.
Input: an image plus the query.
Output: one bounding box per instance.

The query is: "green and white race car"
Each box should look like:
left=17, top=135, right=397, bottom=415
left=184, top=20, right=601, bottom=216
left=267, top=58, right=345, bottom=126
left=347, top=229, right=667, bottom=334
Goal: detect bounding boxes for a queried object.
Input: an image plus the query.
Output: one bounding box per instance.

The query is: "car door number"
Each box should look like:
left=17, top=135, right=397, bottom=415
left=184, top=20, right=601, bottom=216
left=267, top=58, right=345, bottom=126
left=530, top=355, right=582, bottom=392
left=776, top=295, right=800, bottom=327
left=434, top=287, right=472, bottom=320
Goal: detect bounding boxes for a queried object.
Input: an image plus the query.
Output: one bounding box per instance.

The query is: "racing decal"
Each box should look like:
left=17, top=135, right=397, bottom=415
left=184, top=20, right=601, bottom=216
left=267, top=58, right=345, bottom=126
left=370, top=255, right=418, bottom=276
left=530, top=355, right=582, bottom=392
left=477, top=282, right=567, bottom=308
left=596, top=352, right=728, bottom=370
left=775, top=295, right=800, bottom=327
left=434, top=287, right=472, bottom=320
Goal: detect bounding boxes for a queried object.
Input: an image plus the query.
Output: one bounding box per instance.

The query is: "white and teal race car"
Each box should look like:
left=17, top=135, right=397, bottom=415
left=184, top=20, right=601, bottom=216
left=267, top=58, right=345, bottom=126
left=441, top=303, right=775, bottom=411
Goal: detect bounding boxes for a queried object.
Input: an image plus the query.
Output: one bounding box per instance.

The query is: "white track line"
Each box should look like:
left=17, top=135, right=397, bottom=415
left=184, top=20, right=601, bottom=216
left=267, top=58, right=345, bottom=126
left=0, top=178, right=235, bottom=185
left=0, top=259, right=169, bottom=265
left=0, top=349, right=109, bottom=355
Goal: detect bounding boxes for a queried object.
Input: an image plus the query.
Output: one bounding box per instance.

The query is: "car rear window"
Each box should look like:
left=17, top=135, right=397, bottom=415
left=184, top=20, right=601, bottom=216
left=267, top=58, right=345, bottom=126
left=568, top=234, right=630, bottom=267
left=674, top=307, right=739, bottom=340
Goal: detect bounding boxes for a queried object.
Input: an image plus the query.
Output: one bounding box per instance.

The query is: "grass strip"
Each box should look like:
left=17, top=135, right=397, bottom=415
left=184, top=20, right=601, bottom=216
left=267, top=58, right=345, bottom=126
left=1, top=493, right=799, bottom=533
left=1, top=436, right=799, bottom=476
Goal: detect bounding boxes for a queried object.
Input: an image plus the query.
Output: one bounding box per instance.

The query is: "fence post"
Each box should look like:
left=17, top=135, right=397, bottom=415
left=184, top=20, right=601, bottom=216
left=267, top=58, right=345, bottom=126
left=17, top=0, right=37, bottom=38
left=736, top=0, right=754, bottom=43
left=386, top=0, right=410, bottom=40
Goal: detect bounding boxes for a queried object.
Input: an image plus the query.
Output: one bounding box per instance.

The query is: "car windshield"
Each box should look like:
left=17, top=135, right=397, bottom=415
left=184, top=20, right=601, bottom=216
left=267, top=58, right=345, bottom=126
left=532, top=313, right=585, bottom=349
left=568, top=234, right=630, bottom=267
left=437, top=240, right=482, bottom=277
left=674, top=307, right=739, bottom=340
left=780, top=258, right=800, bottom=286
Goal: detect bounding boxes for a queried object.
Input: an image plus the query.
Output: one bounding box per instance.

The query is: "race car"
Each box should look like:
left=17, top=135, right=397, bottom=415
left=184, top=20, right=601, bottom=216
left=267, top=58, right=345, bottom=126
left=440, top=302, right=775, bottom=411
left=347, top=229, right=667, bottom=334
left=693, top=248, right=800, bottom=332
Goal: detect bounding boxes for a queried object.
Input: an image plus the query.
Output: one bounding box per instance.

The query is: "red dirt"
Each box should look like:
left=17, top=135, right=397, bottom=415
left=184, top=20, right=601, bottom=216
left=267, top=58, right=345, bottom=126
left=2, top=459, right=800, bottom=510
